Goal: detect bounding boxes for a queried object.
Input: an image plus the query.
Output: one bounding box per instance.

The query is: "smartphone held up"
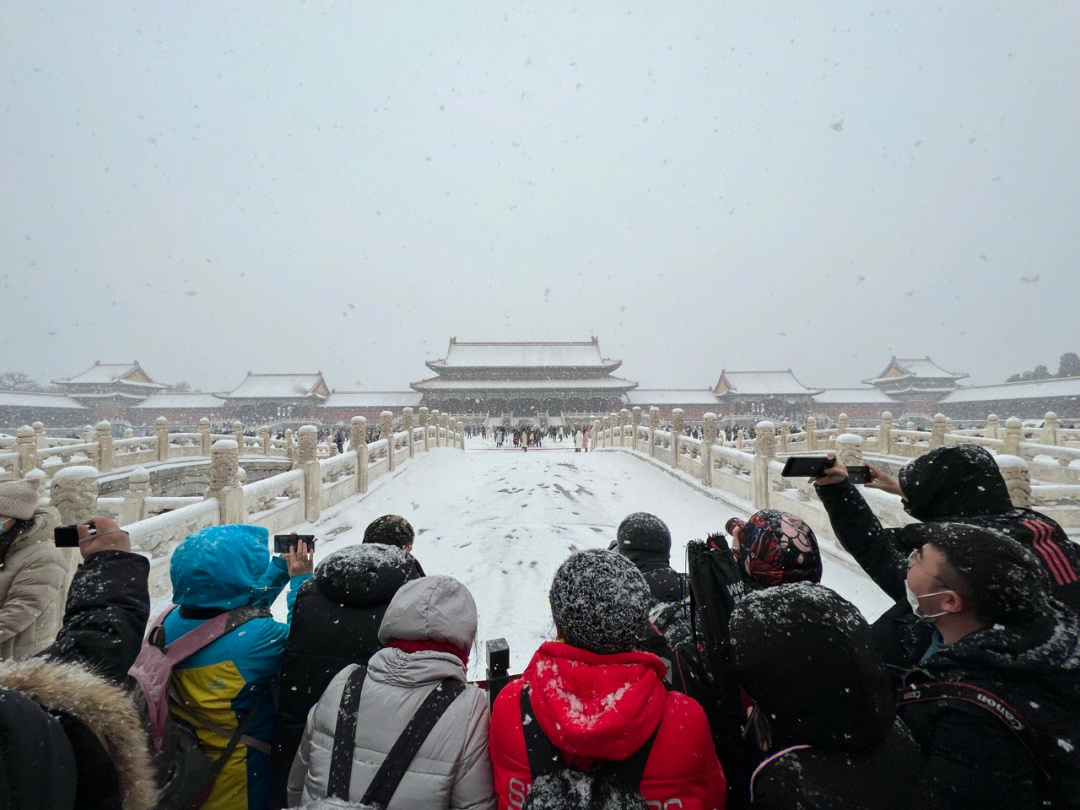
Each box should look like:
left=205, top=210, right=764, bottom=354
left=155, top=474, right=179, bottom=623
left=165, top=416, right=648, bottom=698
left=780, top=455, right=870, bottom=485
left=273, top=534, right=315, bottom=554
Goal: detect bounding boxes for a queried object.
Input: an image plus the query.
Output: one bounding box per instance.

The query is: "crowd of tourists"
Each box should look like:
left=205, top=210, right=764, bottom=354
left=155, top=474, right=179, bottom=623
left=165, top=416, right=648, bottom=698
left=0, top=442, right=1078, bottom=809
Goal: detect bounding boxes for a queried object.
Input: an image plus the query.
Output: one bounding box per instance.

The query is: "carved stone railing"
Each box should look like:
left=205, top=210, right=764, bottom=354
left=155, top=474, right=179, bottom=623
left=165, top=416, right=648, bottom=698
left=594, top=412, right=1078, bottom=544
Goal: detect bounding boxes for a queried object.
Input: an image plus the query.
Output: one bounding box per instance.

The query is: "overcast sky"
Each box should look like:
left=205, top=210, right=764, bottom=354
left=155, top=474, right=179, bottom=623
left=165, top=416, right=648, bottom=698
left=3, top=2, right=1078, bottom=392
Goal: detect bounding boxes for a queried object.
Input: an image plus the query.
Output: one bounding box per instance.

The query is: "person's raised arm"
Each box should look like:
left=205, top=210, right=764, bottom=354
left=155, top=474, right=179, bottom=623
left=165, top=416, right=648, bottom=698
left=812, top=455, right=908, bottom=601
left=39, top=516, right=150, bottom=683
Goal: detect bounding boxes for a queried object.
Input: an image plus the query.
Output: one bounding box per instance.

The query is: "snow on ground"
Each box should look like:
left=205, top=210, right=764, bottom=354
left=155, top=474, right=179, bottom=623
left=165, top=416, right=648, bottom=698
left=270, top=445, right=893, bottom=675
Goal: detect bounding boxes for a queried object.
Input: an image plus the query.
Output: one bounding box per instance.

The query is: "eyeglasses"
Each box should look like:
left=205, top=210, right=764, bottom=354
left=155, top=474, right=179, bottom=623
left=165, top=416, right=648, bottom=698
left=907, top=548, right=950, bottom=588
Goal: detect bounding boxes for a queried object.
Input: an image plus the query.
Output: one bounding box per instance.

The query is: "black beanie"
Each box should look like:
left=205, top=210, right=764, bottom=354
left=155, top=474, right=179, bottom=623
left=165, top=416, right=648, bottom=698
left=615, top=512, right=672, bottom=558
left=549, top=550, right=651, bottom=654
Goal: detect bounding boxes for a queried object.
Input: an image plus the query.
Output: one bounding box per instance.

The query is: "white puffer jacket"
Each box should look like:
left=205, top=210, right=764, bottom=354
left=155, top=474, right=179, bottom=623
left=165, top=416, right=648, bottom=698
left=287, top=576, right=495, bottom=810
left=0, top=506, right=69, bottom=659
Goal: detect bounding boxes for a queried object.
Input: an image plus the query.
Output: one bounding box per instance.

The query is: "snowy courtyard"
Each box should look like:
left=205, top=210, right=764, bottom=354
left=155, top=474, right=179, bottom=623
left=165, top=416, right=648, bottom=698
left=267, top=445, right=894, bottom=675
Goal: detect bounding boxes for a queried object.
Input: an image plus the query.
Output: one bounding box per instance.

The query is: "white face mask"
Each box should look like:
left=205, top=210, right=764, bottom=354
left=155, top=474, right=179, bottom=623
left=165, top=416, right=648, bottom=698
left=905, top=582, right=952, bottom=620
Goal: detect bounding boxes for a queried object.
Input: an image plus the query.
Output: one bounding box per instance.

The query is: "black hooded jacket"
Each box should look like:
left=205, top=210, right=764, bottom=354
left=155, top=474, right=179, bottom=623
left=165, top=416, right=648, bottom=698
left=270, top=543, right=421, bottom=805
left=900, top=604, right=1080, bottom=810
left=730, top=583, right=942, bottom=809
left=816, top=445, right=1080, bottom=674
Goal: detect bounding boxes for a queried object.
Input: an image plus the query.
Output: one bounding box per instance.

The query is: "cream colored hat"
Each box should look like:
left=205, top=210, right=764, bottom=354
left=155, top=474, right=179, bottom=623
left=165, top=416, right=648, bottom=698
left=0, top=479, right=42, bottom=521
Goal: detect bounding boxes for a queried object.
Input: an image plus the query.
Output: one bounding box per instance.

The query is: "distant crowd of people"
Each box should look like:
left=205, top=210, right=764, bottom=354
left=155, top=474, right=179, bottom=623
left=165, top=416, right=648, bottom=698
left=0, top=441, right=1077, bottom=809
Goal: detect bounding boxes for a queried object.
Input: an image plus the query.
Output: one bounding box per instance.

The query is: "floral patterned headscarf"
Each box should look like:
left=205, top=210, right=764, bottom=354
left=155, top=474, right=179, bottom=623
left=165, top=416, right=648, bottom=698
left=738, top=509, right=823, bottom=587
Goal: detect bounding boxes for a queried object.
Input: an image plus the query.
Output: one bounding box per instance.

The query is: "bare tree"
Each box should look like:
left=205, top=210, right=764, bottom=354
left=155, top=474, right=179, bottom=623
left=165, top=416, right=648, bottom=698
left=0, top=372, right=40, bottom=391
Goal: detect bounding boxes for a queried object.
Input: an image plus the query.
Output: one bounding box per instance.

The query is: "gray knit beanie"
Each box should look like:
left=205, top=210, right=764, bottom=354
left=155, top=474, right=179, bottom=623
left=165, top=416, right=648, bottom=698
left=549, top=549, right=652, bottom=654
left=0, top=479, right=41, bottom=521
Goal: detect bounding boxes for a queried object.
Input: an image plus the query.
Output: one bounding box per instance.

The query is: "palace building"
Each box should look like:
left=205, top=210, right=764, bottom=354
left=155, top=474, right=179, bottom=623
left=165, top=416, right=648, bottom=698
left=411, top=338, right=637, bottom=426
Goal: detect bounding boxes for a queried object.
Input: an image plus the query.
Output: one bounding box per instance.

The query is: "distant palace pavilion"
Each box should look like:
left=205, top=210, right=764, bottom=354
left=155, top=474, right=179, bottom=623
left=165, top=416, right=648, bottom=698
left=410, top=338, right=638, bottom=426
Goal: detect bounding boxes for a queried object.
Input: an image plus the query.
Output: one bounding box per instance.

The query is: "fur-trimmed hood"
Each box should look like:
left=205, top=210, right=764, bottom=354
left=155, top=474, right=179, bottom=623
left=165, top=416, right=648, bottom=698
left=0, top=657, right=157, bottom=810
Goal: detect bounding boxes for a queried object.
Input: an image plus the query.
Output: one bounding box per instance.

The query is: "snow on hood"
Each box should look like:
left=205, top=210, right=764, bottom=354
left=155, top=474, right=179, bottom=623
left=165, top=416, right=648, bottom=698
left=170, top=524, right=271, bottom=609
left=899, top=444, right=1012, bottom=521
left=522, top=640, right=668, bottom=762
left=315, top=542, right=420, bottom=608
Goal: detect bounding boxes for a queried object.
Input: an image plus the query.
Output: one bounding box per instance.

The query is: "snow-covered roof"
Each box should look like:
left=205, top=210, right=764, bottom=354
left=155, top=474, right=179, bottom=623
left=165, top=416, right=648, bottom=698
left=412, top=377, right=636, bottom=391
left=0, top=390, right=86, bottom=410
left=132, top=392, right=226, bottom=410
left=227, top=373, right=330, bottom=399
left=625, top=389, right=720, bottom=406
left=53, top=361, right=163, bottom=387
left=865, top=356, right=967, bottom=384
left=813, top=387, right=895, bottom=405
left=714, top=370, right=820, bottom=396
left=428, top=339, right=618, bottom=370
left=939, top=376, right=1080, bottom=403
left=324, top=391, right=424, bottom=409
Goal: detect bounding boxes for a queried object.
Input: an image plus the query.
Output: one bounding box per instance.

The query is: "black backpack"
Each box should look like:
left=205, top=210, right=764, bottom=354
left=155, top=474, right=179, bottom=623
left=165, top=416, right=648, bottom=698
left=684, top=535, right=758, bottom=809
left=519, top=686, right=659, bottom=810
left=309, top=664, right=465, bottom=810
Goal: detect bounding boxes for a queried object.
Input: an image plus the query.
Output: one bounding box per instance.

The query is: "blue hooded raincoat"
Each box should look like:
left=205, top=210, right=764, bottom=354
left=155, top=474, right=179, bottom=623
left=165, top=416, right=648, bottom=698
left=163, top=524, right=311, bottom=810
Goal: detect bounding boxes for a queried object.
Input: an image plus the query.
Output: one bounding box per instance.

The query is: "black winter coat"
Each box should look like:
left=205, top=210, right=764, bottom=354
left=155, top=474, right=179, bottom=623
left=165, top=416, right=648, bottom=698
left=622, top=545, right=688, bottom=604
left=817, top=444, right=1080, bottom=673
left=731, top=584, right=942, bottom=810
left=40, top=550, right=151, bottom=683
left=270, top=544, right=421, bottom=806
left=900, top=605, right=1080, bottom=810
left=0, top=550, right=155, bottom=810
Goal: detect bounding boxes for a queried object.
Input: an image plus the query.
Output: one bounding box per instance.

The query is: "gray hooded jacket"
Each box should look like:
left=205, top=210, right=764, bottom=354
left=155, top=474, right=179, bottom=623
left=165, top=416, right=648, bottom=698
left=287, top=575, right=495, bottom=810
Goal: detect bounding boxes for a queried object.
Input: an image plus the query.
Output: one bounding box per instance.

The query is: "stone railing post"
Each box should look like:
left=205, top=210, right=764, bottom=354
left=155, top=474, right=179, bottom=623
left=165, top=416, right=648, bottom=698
left=199, top=417, right=212, bottom=456
left=702, top=413, right=718, bottom=487
left=122, top=467, right=151, bottom=525
left=95, top=421, right=114, bottom=473
left=985, top=414, right=1000, bottom=441
left=836, top=433, right=865, bottom=467
left=619, top=409, right=630, bottom=447
left=806, top=416, right=817, bottom=452
left=591, top=420, right=601, bottom=451
left=283, top=429, right=294, bottom=462
left=648, top=407, right=658, bottom=458
left=296, top=425, right=322, bottom=521
left=52, top=465, right=99, bottom=525
left=631, top=407, right=642, bottom=451
left=381, top=412, right=395, bottom=470
left=260, top=426, right=271, bottom=455
left=600, top=416, right=609, bottom=447
left=779, top=421, right=789, bottom=454
left=32, top=422, right=46, bottom=449
left=945, top=417, right=954, bottom=435
left=996, top=455, right=1031, bottom=507
left=737, top=429, right=746, bottom=451
left=206, top=439, right=242, bottom=524
left=879, top=412, right=894, bottom=455
left=79, top=424, right=94, bottom=444
left=14, top=426, right=37, bottom=477
left=233, top=421, right=244, bottom=455
left=403, top=408, right=415, bottom=457
left=430, top=410, right=440, bottom=447
left=837, top=413, right=849, bottom=437
left=671, top=409, right=685, bottom=470
left=457, top=421, right=464, bottom=450
left=930, top=413, right=947, bottom=449
left=751, top=421, right=775, bottom=510
left=351, top=416, right=369, bottom=493
left=1003, top=417, right=1023, bottom=456
left=1042, top=412, right=1059, bottom=446
left=419, top=407, right=430, bottom=451
left=124, top=428, right=134, bottom=440
left=155, top=416, right=170, bottom=462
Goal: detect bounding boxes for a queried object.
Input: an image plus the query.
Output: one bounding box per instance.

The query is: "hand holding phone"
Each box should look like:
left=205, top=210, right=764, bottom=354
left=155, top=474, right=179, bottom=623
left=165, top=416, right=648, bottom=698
left=783, top=454, right=870, bottom=485
left=273, top=534, right=315, bottom=553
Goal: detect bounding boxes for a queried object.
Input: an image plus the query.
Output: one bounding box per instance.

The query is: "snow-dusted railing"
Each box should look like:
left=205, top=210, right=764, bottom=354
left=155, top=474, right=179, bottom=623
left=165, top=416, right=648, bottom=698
left=321, top=450, right=358, bottom=509
left=593, top=410, right=1077, bottom=531
left=243, top=469, right=305, bottom=535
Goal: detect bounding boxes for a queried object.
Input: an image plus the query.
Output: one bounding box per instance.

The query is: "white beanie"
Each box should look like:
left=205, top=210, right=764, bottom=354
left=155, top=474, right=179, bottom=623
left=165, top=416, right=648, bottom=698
left=0, top=479, right=42, bottom=522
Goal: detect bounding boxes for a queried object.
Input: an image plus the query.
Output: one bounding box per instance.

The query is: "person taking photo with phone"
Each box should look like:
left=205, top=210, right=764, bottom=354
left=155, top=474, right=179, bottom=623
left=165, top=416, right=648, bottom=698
left=0, top=478, right=67, bottom=661
left=812, top=444, right=1080, bottom=678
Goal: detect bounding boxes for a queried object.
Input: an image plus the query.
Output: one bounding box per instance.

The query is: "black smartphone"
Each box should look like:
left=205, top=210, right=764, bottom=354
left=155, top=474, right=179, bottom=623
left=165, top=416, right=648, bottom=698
left=273, top=534, right=315, bottom=553
left=781, top=456, right=871, bottom=484
left=54, top=525, right=82, bottom=547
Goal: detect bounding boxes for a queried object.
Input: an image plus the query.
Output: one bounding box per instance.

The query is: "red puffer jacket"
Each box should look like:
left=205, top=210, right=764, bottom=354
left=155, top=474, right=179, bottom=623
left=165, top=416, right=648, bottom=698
left=490, top=641, right=726, bottom=810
